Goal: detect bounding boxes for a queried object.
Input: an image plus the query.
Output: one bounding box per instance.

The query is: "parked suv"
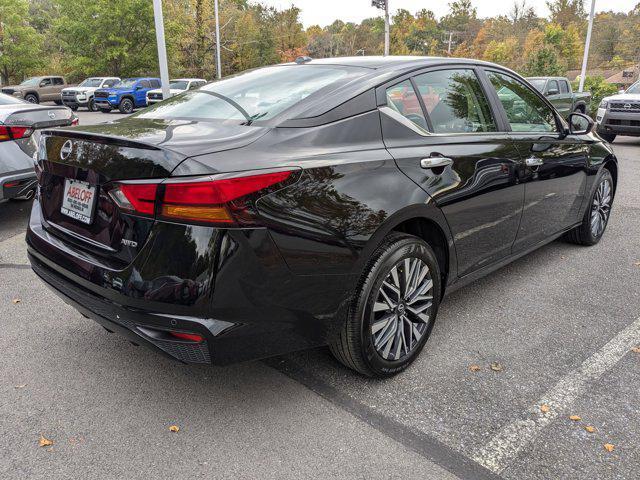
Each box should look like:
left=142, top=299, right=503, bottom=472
left=1, top=76, right=73, bottom=104
left=61, top=77, right=120, bottom=111
left=595, top=80, right=640, bottom=143
left=527, top=77, right=590, bottom=119
left=146, top=78, right=207, bottom=104
left=94, top=78, right=161, bottom=113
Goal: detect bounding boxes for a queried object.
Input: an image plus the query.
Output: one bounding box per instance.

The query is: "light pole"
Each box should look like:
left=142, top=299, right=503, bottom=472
left=578, top=0, right=596, bottom=93
left=372, top=0, right=390, bottom=56
left=214, top=0, right=222, bottom=79
left=152, top=0, right=171, bottom=99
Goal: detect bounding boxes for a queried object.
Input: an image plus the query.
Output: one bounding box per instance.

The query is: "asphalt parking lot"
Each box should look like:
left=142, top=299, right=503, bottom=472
left=1, top=109, right=639, bottom=479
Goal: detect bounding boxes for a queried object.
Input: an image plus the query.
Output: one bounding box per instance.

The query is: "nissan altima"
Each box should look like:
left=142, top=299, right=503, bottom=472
left=26, top=57, right=617, bottom=377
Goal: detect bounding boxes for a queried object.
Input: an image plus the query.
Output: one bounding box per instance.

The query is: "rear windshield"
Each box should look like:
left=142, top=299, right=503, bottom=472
left=528, top=79, right=546, bottom=92
left=134, top=65, right=358, bottom=123
left=0, top=92, right=25, bottom=105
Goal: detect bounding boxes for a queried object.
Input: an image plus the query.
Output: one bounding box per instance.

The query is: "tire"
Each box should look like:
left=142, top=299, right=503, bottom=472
left=24, top=94, right=38, bottom=104
left=54, top=100, right=63, bottom=105
left=70, top=106, right=78, bottom=112
left=329, top=233, right=441, bottom=377
left=118, top=98, right=134, bottom=114
left=600, top=133, right=616, bottom=143
left=573, top=105, right=585, bottom=114
left=565, top=169, right=614, bottom=246
left=88, top=98, right=97, bottom=112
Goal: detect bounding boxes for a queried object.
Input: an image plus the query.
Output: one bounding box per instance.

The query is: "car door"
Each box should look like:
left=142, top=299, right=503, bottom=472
left=544, top=80, right=567, bottom=118
left=379, top=66, right=525, bottom=276
left=136, top=80, right=151, bottom=106
left=485, top=70, right=590, bottom=252
left=39, top=78, right=54, bottom=101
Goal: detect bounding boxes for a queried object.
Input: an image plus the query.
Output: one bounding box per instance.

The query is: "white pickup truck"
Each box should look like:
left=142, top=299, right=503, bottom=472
left=61, top=77, right=120, bottom=111
left=595, top=80, right=640, bottom=143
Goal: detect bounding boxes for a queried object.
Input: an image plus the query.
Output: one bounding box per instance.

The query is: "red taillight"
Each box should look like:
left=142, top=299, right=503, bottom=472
left=71, top=116, right=79, bottom=126
left=109, top=169, right=295, bottom=225
left=108, top=183, right=158, bottom=216
left=0, top=125, right=34, bottom=142
left=169, top=331, right=204, bottom=343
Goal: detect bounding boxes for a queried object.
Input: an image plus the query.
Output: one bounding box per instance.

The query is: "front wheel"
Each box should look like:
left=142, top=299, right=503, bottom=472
left=118, top=98, right=134, bottom=114
left=329, top=233, right=441, bottom=377
left=24, top=94, right=38, bottom=104
left=88, top=98, right=97, bottom=112
left=565, top=169, right=614, bottom=245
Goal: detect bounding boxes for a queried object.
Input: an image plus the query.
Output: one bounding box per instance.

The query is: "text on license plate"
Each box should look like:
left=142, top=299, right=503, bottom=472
left=60, top=179, right=97, bottom=224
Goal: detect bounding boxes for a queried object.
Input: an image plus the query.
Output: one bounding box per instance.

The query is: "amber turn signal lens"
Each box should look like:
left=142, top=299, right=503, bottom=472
left=161, top=204, right=233, bottom=223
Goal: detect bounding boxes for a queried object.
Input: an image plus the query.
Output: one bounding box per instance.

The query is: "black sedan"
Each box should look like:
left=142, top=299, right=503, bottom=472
left=26, top=57, right=616, bottom=377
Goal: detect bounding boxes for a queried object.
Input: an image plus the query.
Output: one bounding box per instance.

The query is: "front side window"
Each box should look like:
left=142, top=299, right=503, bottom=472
left=385, top=80, right=428, bottom=131
left=139, top=80, right=151, bottom=89
left=489, top=71, right=557, bottom=133
left=40, top=78, right=52, bottom=87
left=413, top=69, right=497, bottom=134
left=547, top=80, right=559, bottom=94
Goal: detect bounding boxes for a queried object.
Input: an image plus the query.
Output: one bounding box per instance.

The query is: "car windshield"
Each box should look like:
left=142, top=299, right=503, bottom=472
left=134, top=65, right=359, bottom=123
left=626, top=81, right=640, bottom=94
left=113, top=79, right=138, bottom=89
left=528, top=79, right=546, bottom=92
left=169, top=80, right=189, bottom=90
left=79, top=78, right=103, bottom=87
left=20, top=77, right=43, bottom=86
left=0, top=92, right=25, bottom=105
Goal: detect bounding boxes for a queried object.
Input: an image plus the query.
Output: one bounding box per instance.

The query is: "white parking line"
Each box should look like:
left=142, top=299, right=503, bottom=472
left=472, top=316, right=640, bottom=474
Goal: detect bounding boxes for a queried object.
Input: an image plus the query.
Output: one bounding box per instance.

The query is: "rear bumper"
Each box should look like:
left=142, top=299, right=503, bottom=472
left=26, top=199, right=355, bottom=365
left=0, top=169, right=36, bottom=201
left=596, top=110, right=640, bottom=136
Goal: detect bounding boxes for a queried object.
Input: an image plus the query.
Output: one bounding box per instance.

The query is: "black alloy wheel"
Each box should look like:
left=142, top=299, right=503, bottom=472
left=24, top=94, right=38, bottom=104
left=565, top=169, right=614, bottom=245
left=119, top=98, right=134, bottom=114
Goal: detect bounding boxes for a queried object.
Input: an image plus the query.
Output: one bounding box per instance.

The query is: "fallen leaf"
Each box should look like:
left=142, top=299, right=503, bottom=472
left=604, top=443, right=615, bottom=452
left=38, top=435, right=53, bottom=447
left=490, top=362, right=503, bottom=372
left=634, top=261, right=640, bottom=267
left=169, top=425, right=180, bottom=433
left=540, top=404, right=550, bottom=413
left=569, top=415, right=582, bottom=421
left=632, top=346, right=640, bottom=354
left=585, top=426, right=596, bottom=433
left=12, top=298, right=21, bottom=304
left=469, top=364, right=481, bottom=372
left=14, top=384, right=27, bottom=389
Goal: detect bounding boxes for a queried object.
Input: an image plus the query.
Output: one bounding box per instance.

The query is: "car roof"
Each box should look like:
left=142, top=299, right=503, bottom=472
left=171, top=78, right=206, bottom=82
left=282, top=56, right=501, bottom=71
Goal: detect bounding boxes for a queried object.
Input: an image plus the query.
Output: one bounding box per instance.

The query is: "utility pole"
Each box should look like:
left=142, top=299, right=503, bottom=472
left=214, top=0, right=222, bottom=79
left=372, top=0, right=390, bottom=56
left=152, top=0, right=170, bottom=99
left=578, top=0, right=596, bottom=93
left=447, top=32, right=453, bottom=55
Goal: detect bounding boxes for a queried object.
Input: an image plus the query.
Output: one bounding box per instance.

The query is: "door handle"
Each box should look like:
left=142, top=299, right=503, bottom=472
left=525, top=156, right=544, bottom=167
left=420, top=157, right=453, bottom=169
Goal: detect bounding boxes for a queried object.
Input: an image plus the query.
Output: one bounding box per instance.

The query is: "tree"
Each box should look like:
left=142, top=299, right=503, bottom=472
left=0, top=0, right=44, bottom=84
left=523, top=46, right=564, bottom=76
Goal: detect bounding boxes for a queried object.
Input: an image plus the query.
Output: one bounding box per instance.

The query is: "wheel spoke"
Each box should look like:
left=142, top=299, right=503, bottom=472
left=371, top=312, right=396, bottom=335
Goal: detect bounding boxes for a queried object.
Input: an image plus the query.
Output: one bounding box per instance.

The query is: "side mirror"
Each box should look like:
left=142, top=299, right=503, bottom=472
left=568, top=112, right=594, bottom=135
left=546, top=88, right=559, bottom=96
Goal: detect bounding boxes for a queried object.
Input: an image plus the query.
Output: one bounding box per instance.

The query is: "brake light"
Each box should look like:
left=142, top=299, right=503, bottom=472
left=71, top=116, right=79, bottom=126
left=109, top=183, right=158, bottom=216
left=0, top=125, right=34, bottom=142
left=108, top=169, right=296, bottom=225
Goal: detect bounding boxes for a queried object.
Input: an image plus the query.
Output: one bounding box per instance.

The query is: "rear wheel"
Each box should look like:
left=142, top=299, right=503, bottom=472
left=565, top=169, right=613, bottom=246
left=24, top=94, right=38, bottom=104
left=118, top=98, right=134, bottom=114
left=329, top=233, right=441, bottom=377
left=600, top=133, right=616, bottom=143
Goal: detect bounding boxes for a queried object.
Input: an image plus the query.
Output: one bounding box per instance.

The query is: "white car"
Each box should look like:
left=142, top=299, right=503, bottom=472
left=61, top=77, right=120, bottom=111
left=146, top=78, right=207, bottom=104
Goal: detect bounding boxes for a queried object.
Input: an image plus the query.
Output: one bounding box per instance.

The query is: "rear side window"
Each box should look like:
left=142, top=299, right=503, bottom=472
left=488, top=71, right=557, bottom=133
left=413, top=69, right=497, bottom=134
left=386, top=80, right=428, bottom=131
left=53, top=78, right=64, bottom=85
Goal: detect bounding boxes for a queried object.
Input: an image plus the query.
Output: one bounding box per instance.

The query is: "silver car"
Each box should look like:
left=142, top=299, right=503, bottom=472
left=0, top=93, right=76, bottom=201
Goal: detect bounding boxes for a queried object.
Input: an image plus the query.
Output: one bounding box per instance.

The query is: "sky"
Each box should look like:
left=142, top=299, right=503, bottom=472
left=259, top=0, right=639, bottom=27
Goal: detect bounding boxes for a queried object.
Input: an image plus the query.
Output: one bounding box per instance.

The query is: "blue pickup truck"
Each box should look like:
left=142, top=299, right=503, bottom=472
left=93, top=77, right=161, bottom=114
